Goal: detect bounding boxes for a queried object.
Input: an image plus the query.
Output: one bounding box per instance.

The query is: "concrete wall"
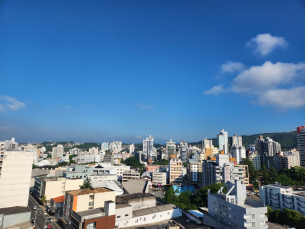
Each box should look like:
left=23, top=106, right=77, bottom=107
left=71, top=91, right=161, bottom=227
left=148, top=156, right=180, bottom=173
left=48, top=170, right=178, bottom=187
left=127, top=196, right=156, bottom=210
left=202, top=213, right=231, bottom=229
left=115, top=207, right=182, bottom=228
left=0, top=151, right=33, bottom=208
left=2, top=211, right=31, bottom=228
left=94, top=191, right=116, bottom=209
left=65, top=179, right=83, bottom=192
left=116, top=206, right=133, bottom=222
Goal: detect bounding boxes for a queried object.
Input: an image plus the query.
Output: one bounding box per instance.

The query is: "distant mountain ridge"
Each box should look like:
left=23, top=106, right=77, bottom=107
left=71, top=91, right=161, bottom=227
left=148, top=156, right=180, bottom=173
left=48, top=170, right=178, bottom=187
left=189, top=131, right=298, bottom=150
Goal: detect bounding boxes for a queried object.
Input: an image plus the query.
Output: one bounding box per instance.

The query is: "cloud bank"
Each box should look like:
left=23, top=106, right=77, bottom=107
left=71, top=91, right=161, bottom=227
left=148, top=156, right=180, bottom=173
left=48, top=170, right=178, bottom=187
left=0, top=95, right=26, bottom=112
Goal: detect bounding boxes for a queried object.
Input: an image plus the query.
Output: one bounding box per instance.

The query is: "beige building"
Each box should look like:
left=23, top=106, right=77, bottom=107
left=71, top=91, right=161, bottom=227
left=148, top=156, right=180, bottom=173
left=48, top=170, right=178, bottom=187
left=169, top=158, right=182, bottom=184
left=64, top=187, right=116, bottom=218
left=0, top=150, right=33, bottom=208
left=34, top=177, right=83, bottom=202
left=152, top=171, right=167, bottom=186
left=235, top=164, right=250, bottom=185
left=248, top=152, right=261, bottom=170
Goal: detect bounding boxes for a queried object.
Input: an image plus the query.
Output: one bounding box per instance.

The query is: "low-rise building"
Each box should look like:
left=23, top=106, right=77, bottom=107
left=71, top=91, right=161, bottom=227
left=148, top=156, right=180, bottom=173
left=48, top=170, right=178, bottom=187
left=63, top=165, right=94, bottom=181
left=122, top=179, right=150, bottom=194
left=50, top=195, right=65, bottom=216
left=259, top=182, right=305, bottom=215
left=115, top=204, right=182, bottom=228
left=91, top=181, right=124, bottom=196
left=206, top=180, right=268, bottom=229
left=115, top=193, right=156, bottom=210
left=64, top=187, right=116, bottom=219
left=122, top=171, right=140, bottom=183
left=34, top=177, right=83, bottom=202
left=89, top=174, right=117, bottom=182
left=152, top=171, right=167, bottom=186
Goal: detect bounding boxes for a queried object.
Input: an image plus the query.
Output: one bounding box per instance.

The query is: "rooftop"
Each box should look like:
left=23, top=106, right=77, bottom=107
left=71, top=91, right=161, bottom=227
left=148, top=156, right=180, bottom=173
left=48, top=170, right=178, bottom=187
left=51, top=195, right=65, bottom=203
left=0, top=206, right=30, bottom=215
left=122, top=179, right=148, bottom=194
left=67, top=187, right=113, bottom=196
left=115, top=204, right=131, bottom=209
left=75, top=208, right=104, bottom=217
left=268, top=184, right=291, bottom=189
left=132, top=204, right=176, bottom=217
left=288, top=185, right=305, bottom=192
left=116, top=193, right=155, bottom=204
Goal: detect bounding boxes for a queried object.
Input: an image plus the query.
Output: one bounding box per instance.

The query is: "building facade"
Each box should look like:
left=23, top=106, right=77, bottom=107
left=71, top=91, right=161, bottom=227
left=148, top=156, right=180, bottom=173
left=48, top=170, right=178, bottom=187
left=52, top=145, right=64, bottom=159
left=217, top=129, right=228, bottom=154
left=179, top=141, right=188, bottom=162
left=187, top=161, right=202, bottom=185
left=297, top=126, right=305, bottom=167
left=169, top=158, right=182, bottom=184
left=166, top=139, right=176, bottom=158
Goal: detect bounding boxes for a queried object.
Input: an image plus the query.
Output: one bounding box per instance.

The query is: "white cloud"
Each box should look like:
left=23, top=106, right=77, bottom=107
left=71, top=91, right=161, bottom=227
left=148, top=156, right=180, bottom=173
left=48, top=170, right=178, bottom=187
left=0, top=95, right=26, bottom=112
left=205, top=85, right=224, bottom=95
left=246, top=33, right=287, bottom=56
left=221, top=61, right=245, bottom=73
left=231, top=61, right=305, bottom=93
left=257, top=86, right=305, bottom=109
left=138, top=105, right=154, bottom=110
left=206, top=61, right=305, bottom=109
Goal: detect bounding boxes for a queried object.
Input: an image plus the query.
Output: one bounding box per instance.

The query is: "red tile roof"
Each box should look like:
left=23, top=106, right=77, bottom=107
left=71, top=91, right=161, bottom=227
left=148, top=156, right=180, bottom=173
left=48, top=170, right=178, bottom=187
left=52, top=195, right=65, bottom=203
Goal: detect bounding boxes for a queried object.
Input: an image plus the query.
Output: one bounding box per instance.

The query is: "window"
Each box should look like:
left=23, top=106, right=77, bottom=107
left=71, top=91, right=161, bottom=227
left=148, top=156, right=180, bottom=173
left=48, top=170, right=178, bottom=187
left=87, top=222, right=96, bottom=229
left=117, top=216, right=121, bottom=218
left=125, top=214, right=129, bottom=217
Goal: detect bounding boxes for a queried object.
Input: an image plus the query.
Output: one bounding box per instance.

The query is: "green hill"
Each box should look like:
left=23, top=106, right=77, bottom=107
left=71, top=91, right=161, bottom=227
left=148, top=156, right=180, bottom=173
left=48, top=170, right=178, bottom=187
left=189, top=131, right=298, bottom=150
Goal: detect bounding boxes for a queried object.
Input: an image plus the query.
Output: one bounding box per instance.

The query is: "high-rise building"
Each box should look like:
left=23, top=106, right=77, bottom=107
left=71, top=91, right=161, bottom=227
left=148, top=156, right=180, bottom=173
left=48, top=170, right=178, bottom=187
left=101, top=142, right=109, bottom=151
left=179, top=141, right=188, bottom=162
left=23, top=144, right=38, bottom=161
left=232, top=146, right=246, bottom=164
left=129, top=144, right=135, bottom=154
left=0, top=138, right=19, bottom=151
left=297, top=126, right=305, bottom=166
left=202, top=137, right=213, bottom=149
left=89, top=147, right=99, bottom=155
left=229, top=134, right=242, bottom=148
left=51, top=144, right=64, bottom=159
left=169, top=158, right=183, bottom=184
left=207, top=180, right=267, bottom=229
left=143, top=135, right=154, bottom=161
left=109, top=141, right=122, bottom=152
left=0, top=150, right=34, bottom=208
left=166, top=139, right=176, bottom=158
left=217, top=129, right=228, bottom=154
left=187, top=161, right=202, bottom=185
left=248, top=152, right=261, bottom=170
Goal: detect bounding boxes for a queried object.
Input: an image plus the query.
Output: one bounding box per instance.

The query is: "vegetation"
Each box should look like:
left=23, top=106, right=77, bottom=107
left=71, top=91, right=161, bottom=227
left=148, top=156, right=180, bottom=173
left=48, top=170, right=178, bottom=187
left=57, top=162, right=69, bottom=166
left=160, top=159, right=168, bottom=165
left=183, top=162, right=187, bottom=167
left=41, top=196, right=46, bottom=204
left=261, top=166, right=305, bottom=186
left=268, top=207, right=305, bottom=229
left=164, top=183, right=224, bottom=211
left=80, top=178, right=92, bottom=189
left=32, top=164, right=38, bottom=169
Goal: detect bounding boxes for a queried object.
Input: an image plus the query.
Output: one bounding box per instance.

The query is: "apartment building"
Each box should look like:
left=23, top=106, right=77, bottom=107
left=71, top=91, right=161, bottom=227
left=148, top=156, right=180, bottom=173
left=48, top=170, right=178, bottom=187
left=34, top=177, right=83, bottom=202
left=89, top=174, right=117, bottom=182
left=152, top=171, right=167, bottom=186
left=64, top=187, right=116, bottom=219
left=202, top=154, right=244, bottom=186
left=235, top=164, right=249, bottom=185
left=166, top=139, right=176, bottom=158
left=0, top=150, right=33, bottom=208
left=63, top=165, right=94, bottom=181
left=169, top=158, right=182, bottom=184
left=179, top=141, right=188, bottom=162
left=52, top=145, right=64, bottom=159
left=248, top=152, right=261, bottom=170
left=260, top=182, right=305, bottom=215
left=104, top=152, right=114, bottom=165
left=206, top=180, right=267, bottom=229
left=187, top=161, right=202, bottom=185
left=93, top=164, right=130, bottom=179
left=297, top=126, right=305, bottom=166
left=122, top=171, right=140, bottom=183
left=217, top=129, right=228, bottom=154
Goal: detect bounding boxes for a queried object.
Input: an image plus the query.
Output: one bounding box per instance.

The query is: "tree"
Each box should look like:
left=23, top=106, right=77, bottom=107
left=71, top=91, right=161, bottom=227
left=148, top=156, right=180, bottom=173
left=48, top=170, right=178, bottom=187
left=164, top=186, right=178, bottom=204
left=80, top=178, right=92, bottom=189
left=161, top=159, right=168, bottom=165
left=183, top=162, right=187, bottom=167
left=58, top=162, right=68, bottom=166
left=41, top=196, right=46, bottom=204
left=32, top=164, right=38, bottom=169
left=193, top=183, right=223, bottom=207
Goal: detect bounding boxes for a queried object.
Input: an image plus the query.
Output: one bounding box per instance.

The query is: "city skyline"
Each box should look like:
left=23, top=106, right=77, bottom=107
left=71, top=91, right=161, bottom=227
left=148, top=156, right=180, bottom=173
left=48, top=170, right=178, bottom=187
left=1, top=0, right=305, bottom=143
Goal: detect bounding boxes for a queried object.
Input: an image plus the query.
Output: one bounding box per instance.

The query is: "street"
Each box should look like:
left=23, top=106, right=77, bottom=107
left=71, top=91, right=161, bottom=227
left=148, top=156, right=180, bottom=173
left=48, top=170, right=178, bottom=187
left=28, top=195, right=59, bottom=229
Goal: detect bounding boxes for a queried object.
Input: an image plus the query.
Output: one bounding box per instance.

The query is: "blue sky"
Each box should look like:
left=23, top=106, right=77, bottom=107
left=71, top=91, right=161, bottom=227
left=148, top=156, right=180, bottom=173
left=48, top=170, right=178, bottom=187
left=0, top=0, right=304, bottom=143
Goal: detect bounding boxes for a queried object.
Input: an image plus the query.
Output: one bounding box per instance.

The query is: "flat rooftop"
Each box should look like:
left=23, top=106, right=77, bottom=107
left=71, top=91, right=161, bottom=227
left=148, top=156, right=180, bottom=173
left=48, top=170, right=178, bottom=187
left=132, top=204, right=175, bottom=217
left=68, top=187, right=113, bottom=196
left=75, top=208, right=104, bottom=217
left=268, top=184, right=291, bottom=189
left=116, top=193, right=154, bottom=204
left=295, top=192, right=305, bottom=197
left=0, top=206, right=30, bottom=215
left=115, top=204, right=130, bottom=209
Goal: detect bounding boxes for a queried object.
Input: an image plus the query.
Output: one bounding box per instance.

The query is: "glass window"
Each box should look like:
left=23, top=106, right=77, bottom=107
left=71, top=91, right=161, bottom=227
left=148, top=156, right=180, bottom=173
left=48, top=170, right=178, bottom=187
left=87, top=222, right=96, bottom=229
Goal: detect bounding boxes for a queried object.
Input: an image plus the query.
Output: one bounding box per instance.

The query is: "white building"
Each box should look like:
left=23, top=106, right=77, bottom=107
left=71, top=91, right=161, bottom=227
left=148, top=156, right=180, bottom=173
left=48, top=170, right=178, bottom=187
left=115, top=204, right=182, bottom=228
left=260, top=182, right=305, bottom=215
left=166, top=139, right=176, bottom=158
left=0, top=150, right=33, bottom=208
left=179, top=141, right=188, bottom=162
left=91, top=180, right=124, bottom=196
left=248, top=152, right=261, bottom=170
left=101, top=142, right=109, bottom=151
left=169, top=158, right=182, bottom=184
left=297, top=126, right=305, bottom=166
left=217, top=129, right=228, bottom=154
left=89, top=174, right=118, bottom=182
left=232, top=146, right=246, bottom=164
left=207, top=180, right=267, bottom=229
left=93, top=164, right=130, bottom=179
left=109, top=141, right=122, bottom=152
left=23, top=144, right=38, bottom=162
left=152, top=171, right=167, bottom=186
left=39, top=146, right=46, bottom=154
left=187, top=161, right=202, bottom=184
left=143, top=135, right=154, bottom=161
left=129, top=144, right=135, bottom=154
left=0, top=138, right=19, bottom=151
left=51, top=145, right=64, bottom=159
left=78, top=155, right=101, bottom=163
left=229, top=134, right=242, bottom=148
